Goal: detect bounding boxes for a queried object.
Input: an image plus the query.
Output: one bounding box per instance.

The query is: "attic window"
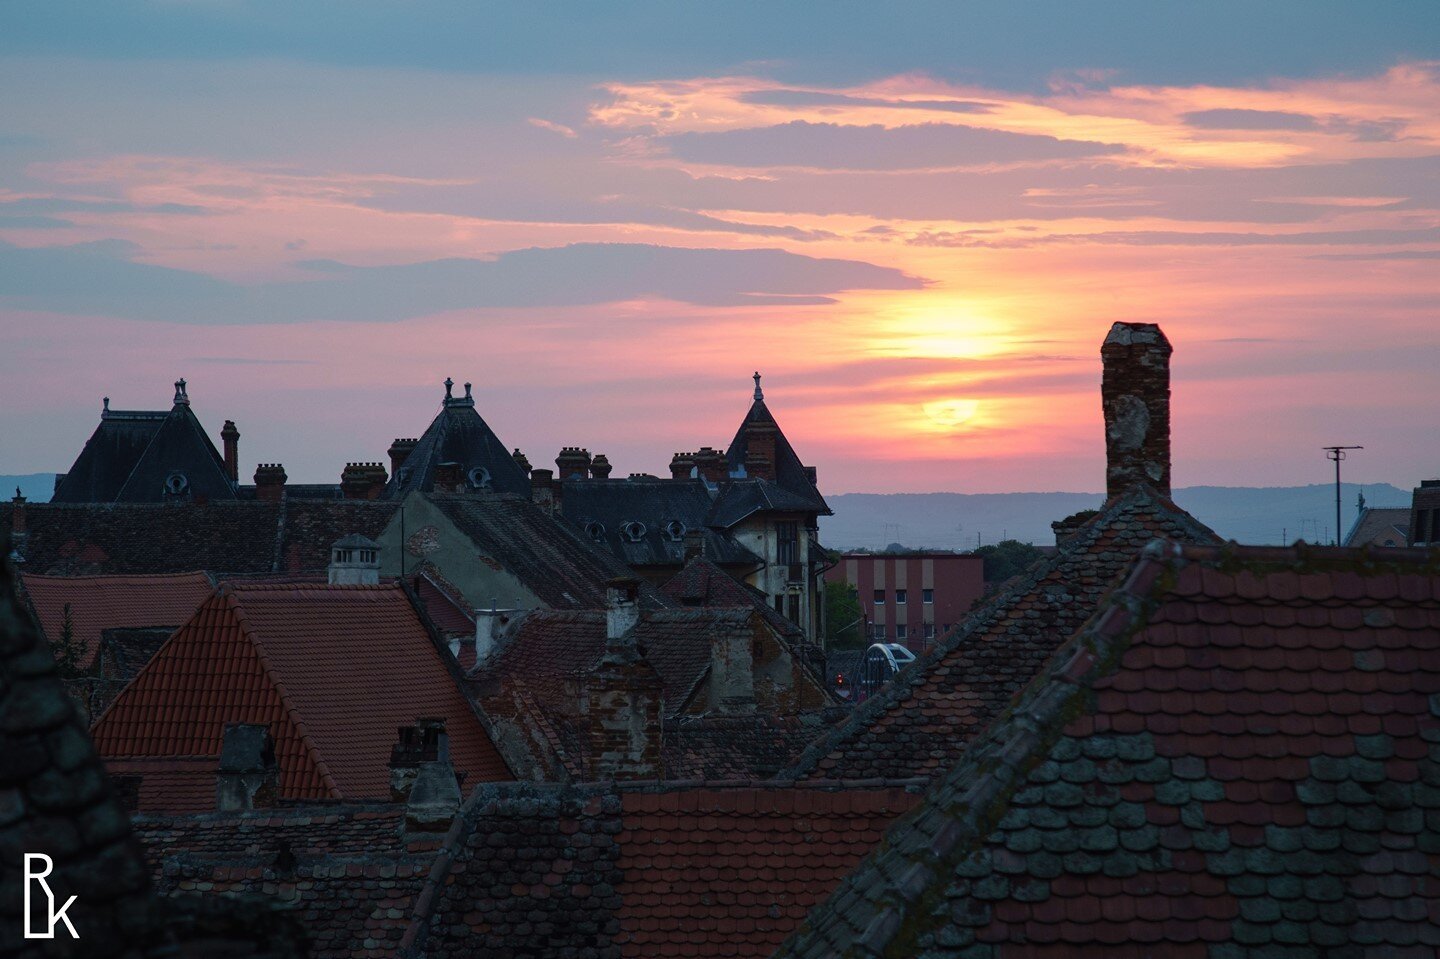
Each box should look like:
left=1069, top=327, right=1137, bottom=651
left=164, top=472, right=189, bottom=495
left=621, top=521, right=647, bottom=543
left=467, top=466, right=492, bottom=490
left=360, top=549, right=377, bottom=563
left=663, top=520, right=686, bottom=542
left=585, top=521, right=606, bottom=541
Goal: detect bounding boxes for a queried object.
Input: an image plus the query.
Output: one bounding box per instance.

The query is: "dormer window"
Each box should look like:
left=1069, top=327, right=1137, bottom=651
left=585, top=521, right=606, bottom=541
left=164, top=472, right=189, bottom=496
left=467, top=466, right=492, bottom=490
left=662, top=520, right=686, bottom=542
left=621, top=521, right=647, bottom=543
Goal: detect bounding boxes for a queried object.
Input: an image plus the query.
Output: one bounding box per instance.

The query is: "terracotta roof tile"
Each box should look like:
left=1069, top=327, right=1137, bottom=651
left=91, top=582, right=512, bottom=809
left=21, top=571, right=213, bottom=668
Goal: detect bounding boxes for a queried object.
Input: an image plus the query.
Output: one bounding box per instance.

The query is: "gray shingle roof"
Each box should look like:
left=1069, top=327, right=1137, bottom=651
left=385, top=393, right=531, bottom=499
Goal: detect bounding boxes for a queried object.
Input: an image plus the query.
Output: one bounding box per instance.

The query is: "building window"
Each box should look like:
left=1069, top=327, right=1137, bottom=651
left=871, top=623, right=886, bottom=641
left=923, top=588, right=934, bottom=604
left=924, top=623, right=936, bottom=640
left=873, top=589, right=885, bottom=605
left=895, top=589, right=907, bottom=605
left=786, top=593, right=799, bottom=624
left=776, top=521, right=799, bottom=565
left=896, top=624, right=908, bottom=641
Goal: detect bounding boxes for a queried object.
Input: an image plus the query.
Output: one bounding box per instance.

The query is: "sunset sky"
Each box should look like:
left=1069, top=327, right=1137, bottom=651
left=2, top=2, right=1437, bottom=494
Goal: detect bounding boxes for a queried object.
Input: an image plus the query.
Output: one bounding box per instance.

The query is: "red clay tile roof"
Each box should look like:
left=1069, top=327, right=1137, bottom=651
left=412, top=573, right=474, bottom=637
left=786, top=485, right=1219, bottom=783
left=91, top=582, right=512, bottom=809
left=21, top=571, right=213, bottom=668
left=780, top=541, right=1440, bottom=958
left=134, top=803, right=442, bottom=959
left=662, top=554, right=804, bottom=640
left=402, top=780, right=921, bottom=958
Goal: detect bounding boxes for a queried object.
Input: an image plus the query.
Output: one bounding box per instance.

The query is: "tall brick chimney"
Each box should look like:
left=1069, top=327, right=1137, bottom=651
left=556, top=447, right=592, bottom=480
left=389, top=438, right=418, bottom=477
left=1101, top=322, right=1172, bottom=499
left=530, top=468, right=556, bottom=511
left=585, top=578, right=662, bottom=780
left=511, top=448, right=532, bottom=474
left=669, top=452, right=695, bottom=480
left=216, top=724, right=277, bottom=811
left=434, top=461, right=463, bottom=493
left=693, top=447, right=728, bottom=484
left=744, top=425, right=777, bottom=482
left=254, top=463, right=287, bottom=502
left=341, top=462, right=389, bottom=500
left=590, top=454, right=613, bottom=479
left=220, top=420, right=240, bottom=483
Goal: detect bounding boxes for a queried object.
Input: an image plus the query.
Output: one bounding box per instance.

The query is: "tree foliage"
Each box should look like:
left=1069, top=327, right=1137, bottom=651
left=824, top=580, right=866, bottom=649
left=50, top=602, right=87, bottom=679
left=972, top=539, right=1044, bottom=585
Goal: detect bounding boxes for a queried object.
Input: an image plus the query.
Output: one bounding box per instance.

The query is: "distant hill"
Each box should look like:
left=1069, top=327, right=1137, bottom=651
left=820, top=483, right=1412, bottom=550
left=0, top=474, right=56, bottom=503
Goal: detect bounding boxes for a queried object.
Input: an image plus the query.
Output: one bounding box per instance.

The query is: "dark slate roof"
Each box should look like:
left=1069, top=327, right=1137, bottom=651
left=723, top=391, right=829, bottom=516
left=1344, top=506, right=1412, bottom=547
left=384, top=386, right=530, bottom=499
left=661, top=554, right=803, bottom=640
left=400, top=780, right=922, bottom=959
left=135, top=804, right=441, bottom=959
left=426, top=493, right=668, bottom=609
left=779, top=541, right=1440, bottom=958
left=3, top=499, right=397, bottom=576
left=664, top=713, right=834, bottom=781
left=53, top=396, right=236, bottom=503
left=784, top=484, right=1220, bottom=783
left=562, top=477, right=762, bottom=568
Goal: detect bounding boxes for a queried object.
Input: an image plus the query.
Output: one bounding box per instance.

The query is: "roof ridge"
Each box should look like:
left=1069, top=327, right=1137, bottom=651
left=775, top=539, right=1184, bottom=957
left=224, top=586, right=345, bottom=800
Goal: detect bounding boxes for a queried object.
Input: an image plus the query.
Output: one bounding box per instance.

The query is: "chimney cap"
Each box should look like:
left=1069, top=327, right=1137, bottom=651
left=173, top=378, right=190, bottom=407
left=1103, top=322, right=1171, bottom=351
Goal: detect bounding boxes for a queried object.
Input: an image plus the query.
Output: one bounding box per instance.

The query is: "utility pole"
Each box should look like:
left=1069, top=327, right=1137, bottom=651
left=1323, top=446, right=1362, bottom=546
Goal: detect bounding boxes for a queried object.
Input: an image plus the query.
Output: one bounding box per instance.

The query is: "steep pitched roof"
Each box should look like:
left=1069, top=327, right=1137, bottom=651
left=785, top=484, right=1220, bottom=783
left=562, top=477, right=763, bottom=568
left=401, top=780, right=922, bottom=959
left=779, top=541, right=1440, bottom=958
left=661, top=554, right=803, bottom=640
left=53, top=391, right=235, bottom=503
left=723, top=386, right=829, bottom=516
left=426, top=492, right=668, bottom=609
left=91, top=582, right=512, bottom=809
left=1344, top=506, right=1411, bottom=547
left=385, top=386, right=531, bottom=499
left=3, top=499, right=396, bottom=575
left=21, top=570, right=213, bottom=668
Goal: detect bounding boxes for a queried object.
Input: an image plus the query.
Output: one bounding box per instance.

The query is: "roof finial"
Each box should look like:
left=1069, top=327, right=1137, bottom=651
left=102, top=396, right=110, bottom=417
left=464, top=382, right=473, bottom=399
left=173, top=378, right=189, bottom=407
left=444, top=377, right=454, bottom=400
left=753, top=371, right=763, bottom=401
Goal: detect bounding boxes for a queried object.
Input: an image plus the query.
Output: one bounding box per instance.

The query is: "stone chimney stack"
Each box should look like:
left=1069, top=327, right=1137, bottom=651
left=329, top=534, right=380, bottom=585
left=216, top=724, right=277, bottom=811
left=530, top=468, right=556, bottom=511
left=590, top=454, right=613, bottom=479
left=220, top=420, right=240, bottom=483
left=254, top=463, right=287, bottom=502
left=511, top=448, right=532, bottom=474
left=389, top=718, right=449, bottom=801
left=669, top=452, right=695, bottom=480
left=1409, top=479, right=1440, bottom=546
left=434, top=461, right=463, bottom=493
left=389, top=438, right=418, bottom=477
left=556, top=447, right=592, bottom=480
left=606, top=578, right=642, bottom=644
left=683, top=528, right=704, bottom=562
left=693, top=447, right=728, bottom=484
left=1101, top=322, right=1172, bottom=500
left=341, top=462, right=389, bottom=500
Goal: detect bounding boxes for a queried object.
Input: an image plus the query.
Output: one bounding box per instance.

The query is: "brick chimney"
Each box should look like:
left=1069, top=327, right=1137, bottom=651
left=744, top=424, right=777, bottom=482
left=556, top=447, right=592, bottom=480
left=1101, top=322, right=1172, bottom=499
left=585, top=578, right=661, bottom=780
left=669, top=452, right=694, bottom=480
left=341, top=462, right=389, bottom=500
left=10, top=488, right=25, bottom=537
left=590, top=453, right=613, bottom=479
left=693, top=447, right=728, bottom=484
left=1410, top=479, right=1440, bottom=546
left=683, top=528, right=704, bottom=561
left=511, top=448, right=532, bottom=474
left=530, top=468, right=556, bottom=511
left=389, top=438, right=418, bottom=477
left=220, top=420, right=240, bottom=483
left=254, top=463, right=287, bottom=502
left=216, top=724, right=277, bottom=811
left=389, top=718, right=448, bottom=801
left=434, top=461, right=463, bottom=493
left=709, top=622, right=756, bottom=715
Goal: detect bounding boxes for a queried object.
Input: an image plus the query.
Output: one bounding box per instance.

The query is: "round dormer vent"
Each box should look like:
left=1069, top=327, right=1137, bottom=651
left=585, top=521, right=606, bottom=541
left=468, top=466, right=492, bottom=490
left=663, top=520, right=686, bottom=542
left=621, top=521, right=647, bottom=543
left=164, top=472, right=189, bottom=495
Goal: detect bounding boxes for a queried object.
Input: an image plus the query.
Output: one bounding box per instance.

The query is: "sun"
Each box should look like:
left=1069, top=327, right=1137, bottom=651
left=922, top=398, right=981, bottom=430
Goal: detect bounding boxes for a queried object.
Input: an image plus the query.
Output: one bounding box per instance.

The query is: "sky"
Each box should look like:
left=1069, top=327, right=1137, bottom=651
left=1, top=2, right=1437, bottom=494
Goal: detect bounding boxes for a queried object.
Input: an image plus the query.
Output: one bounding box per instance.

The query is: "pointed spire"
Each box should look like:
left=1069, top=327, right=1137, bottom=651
left=173, top=378, right=189, bottom=407
left=753, top=371, right=763, bottom=402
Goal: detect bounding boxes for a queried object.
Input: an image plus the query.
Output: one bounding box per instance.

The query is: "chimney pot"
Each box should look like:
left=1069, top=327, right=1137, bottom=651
left=590, top=453, right=613, bottom=479
left=669, top=452, right=695, bottom=480
left=341, top=461, right=389, bottom=500
left=220, top=420, right=240, bottom=483
left=389, top=437, right=418, bottom=476
left=511, top=448, right=532, bottom=474
left=1101, top=322, right=1172, bottom=499
left=555, top=447, right=592, bottom=480
left=254, top=463, right=288, bottom=502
